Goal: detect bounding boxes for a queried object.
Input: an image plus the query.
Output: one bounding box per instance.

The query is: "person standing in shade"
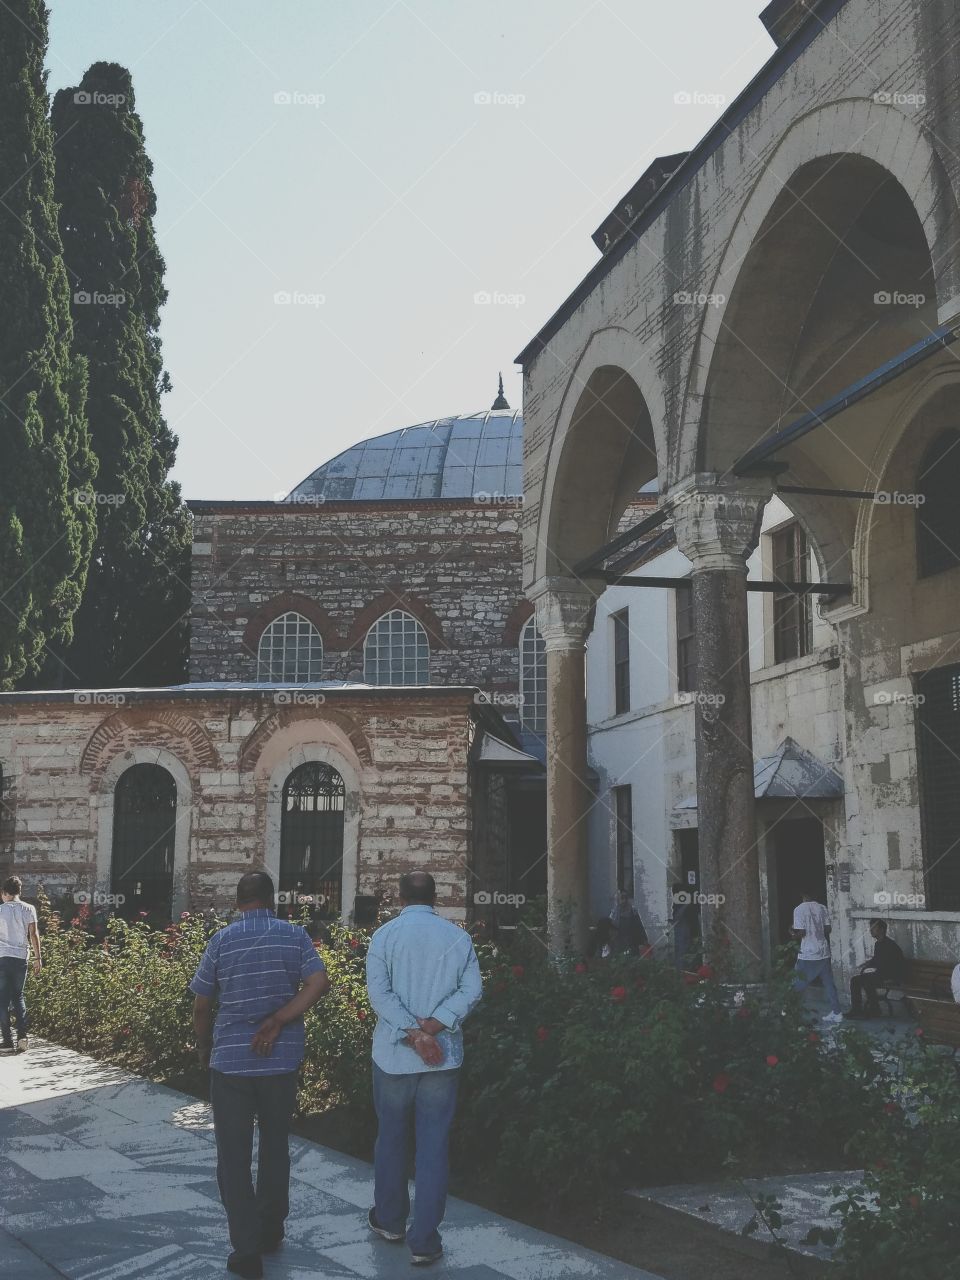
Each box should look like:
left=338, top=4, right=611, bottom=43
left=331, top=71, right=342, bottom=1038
left=792, top=888, right=843, bottom=1023
left=190, top=871, right=330, bottom=1280
left=0, top=876, right=42, bottom=1053
left=609, top=889, right=649, bottom=955
left=365, top=870, right=483, bottom=1267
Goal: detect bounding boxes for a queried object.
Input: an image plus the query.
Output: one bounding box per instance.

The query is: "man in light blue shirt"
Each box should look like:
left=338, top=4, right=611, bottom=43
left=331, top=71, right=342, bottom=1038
left=365, top=870, right=482, bottom=1266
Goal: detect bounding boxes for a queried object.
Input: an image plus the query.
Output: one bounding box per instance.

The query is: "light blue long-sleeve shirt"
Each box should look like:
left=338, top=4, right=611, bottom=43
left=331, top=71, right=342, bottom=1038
left=365, top=905, right=483, bottom=1074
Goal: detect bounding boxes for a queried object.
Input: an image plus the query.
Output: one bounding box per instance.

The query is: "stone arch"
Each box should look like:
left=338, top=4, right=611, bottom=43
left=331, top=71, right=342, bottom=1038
left=502, top=599, right=535, bottom=648
left=532, top=326, right=666, bottom=586
left=241, top=593, right=341, bottom=657
left=680, top=99, right=960, bottom=482
left=344, top=591, right=448, bottom=651
left=80, top=707, right=219, bottom=782
left=239, top=704, right=373, bottom=774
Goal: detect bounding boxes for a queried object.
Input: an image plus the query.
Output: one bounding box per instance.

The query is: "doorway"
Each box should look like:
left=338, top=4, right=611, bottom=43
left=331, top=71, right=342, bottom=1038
left=771, top=816, right=827, bottom=949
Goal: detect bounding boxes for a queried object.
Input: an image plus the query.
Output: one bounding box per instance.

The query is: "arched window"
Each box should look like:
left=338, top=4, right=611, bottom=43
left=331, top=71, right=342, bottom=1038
left=519, top=616, right=546, bottom=734
left=279, top=762, right=345, bottom=919
left=917, top=430, right=960, bottom=577
left=257, top=611, right=323, bottom=683
left=363, top=610, right=429, bottom=685
left=111, top=764, right=177, bottom=919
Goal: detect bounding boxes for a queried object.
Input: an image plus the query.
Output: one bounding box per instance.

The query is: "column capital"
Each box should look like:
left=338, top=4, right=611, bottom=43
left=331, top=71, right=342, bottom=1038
left=529, top=578, right=596, bottom=651
left=666, top=472, right=775, bottom=572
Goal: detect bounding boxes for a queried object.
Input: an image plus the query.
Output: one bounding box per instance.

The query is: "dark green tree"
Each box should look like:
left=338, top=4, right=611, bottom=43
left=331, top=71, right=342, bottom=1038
left=48, top=62, right=190, bottom=687
left=0, top=0, right=97, bottom=688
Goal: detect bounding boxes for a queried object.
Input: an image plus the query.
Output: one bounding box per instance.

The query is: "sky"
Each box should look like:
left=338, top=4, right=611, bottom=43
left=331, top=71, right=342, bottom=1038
left=46, top=1, right=775, bottom=500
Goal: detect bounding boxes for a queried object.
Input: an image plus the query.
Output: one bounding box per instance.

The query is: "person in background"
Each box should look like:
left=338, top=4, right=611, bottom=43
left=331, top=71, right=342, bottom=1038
left=609, top=889, right=649, bottom=955
left=365, top=871, right=482, bottom=1268
left=844, top=919, right=906, bottom=1019
left=587, top=916, right=616, bottom=959
left=792, top=888, right=843, bottom=1023
left=190, top=871, right=330, bottom=1280
left=0, top=876, right=42, bottom=1053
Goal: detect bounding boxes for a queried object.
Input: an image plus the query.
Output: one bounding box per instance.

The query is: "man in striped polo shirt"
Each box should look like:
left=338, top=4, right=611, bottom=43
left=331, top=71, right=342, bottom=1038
left=190, top=871, right=330, bottom=1279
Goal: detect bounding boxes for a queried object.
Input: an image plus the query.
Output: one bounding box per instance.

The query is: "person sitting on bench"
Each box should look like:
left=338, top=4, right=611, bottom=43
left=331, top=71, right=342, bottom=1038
left=952, top=961, right=960, bottom=1005
left=845, top=919, right=905, bottom=1019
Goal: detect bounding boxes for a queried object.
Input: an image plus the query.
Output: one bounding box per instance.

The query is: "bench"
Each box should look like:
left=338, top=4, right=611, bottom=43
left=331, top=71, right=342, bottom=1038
left=876, top=958, right=960, bottom=1049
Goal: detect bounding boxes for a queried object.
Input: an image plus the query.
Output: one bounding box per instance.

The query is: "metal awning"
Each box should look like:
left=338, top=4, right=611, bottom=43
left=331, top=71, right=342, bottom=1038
left=474, top=733, right=543, bottom=770
left=675, top=736, right=843, bottom=808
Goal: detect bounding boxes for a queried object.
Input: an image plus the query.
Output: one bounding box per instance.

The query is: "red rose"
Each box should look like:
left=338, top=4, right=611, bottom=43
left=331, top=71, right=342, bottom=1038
left=349, top=938, right=359, bottom=949
left=536, top=1026, right=550, bottom=1042
left=712, top=1073, right=731, bottom=1093
left=696, top=964, right=715, bottom=980
left=574, top=962, right=588, bottom=974
left=807, top=1031, right=820, bottom=1043
left=683, top=973, right=698, bottom=985
left=883, top=1101, right=897, bottom=1115
left=765, top=1054, right=779, bottom=1067
left=915, top=1027, right=924, bottom=1037
left=512, top=965, right=525, bottom=979
left=358, top=1010, right=367, bottom=1021
left=610, top=985, right=627, bottom=1003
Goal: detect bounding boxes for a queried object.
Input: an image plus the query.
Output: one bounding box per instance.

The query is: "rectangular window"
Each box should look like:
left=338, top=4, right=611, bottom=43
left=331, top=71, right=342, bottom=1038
left=612, top=608, right=630, bottom=715
left=772, top=522, right=812, bottom=664
left=917, top=664, right=960, bottom=910
left=676, top=582, right=697, bottom=693
left=613, top=785, right=634, bottom=897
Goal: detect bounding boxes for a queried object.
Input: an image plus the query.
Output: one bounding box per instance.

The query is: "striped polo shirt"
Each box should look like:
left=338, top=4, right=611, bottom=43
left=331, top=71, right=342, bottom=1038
left=189, top=908, right=326, bottom=1075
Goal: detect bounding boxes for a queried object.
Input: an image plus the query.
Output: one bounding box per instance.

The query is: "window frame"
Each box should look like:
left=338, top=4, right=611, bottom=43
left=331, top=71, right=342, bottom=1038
left=612, top=607, right=631, bottom=716
left=675, top=581, right=697, bottom=693
left=771, top=521, right=812, bottom=665
left=613, top=784, right=634, bottom=897
left=519, top=616, right=547, bottom=735
left=363, top=609, right=430, bottom=686
left=257, top=611, right=324, bottom=684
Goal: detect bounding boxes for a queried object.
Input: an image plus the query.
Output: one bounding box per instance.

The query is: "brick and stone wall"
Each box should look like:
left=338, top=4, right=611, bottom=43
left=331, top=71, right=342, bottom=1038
left=188, top=500, right=532, bottom=701
left=0, top=687, right=494, bottom=921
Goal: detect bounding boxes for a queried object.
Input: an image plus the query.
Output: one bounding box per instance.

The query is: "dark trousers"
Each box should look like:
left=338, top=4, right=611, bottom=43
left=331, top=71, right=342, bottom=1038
left=0, top=957, right=28, bottom=1043
left=209, top=1069, right=299, bottom=1257
left=850, top=971, right=883, bottom=1013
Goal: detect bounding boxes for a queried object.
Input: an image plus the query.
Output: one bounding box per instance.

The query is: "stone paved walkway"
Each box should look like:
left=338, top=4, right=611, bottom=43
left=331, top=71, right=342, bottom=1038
left=0, top=1041, right=660, bottom=1280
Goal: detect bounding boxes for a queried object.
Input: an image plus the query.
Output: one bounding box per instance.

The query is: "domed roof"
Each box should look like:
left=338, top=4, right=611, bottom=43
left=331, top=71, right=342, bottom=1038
left=286, top=381, right=522, bottom=504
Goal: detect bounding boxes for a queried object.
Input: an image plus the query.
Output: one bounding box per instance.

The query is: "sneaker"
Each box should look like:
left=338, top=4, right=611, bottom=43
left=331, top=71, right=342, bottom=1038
left=368, top=1207, right=405, bottom=1243
left=15, top=1037, right=28, bottom=1053
left=411, top=1249, right=444, bottom=1267
left=226, top=1253, right=263, bottom=1280
left=822, top=1012, right=844, bottom=1023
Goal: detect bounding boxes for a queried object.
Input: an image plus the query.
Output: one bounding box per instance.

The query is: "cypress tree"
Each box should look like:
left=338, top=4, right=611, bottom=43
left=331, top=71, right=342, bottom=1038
left=48, top=62, right=190, bottom=687
left=0, top=0, right=96, bottom=688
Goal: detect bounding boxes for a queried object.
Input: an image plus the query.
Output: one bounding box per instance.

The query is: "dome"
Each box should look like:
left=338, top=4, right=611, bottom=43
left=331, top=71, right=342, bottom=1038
left=285, top=381, right=522, bottom=504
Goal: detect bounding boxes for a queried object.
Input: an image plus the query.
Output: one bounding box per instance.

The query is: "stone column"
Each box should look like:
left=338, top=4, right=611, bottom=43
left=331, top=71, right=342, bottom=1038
left=669, top=475, right=773, bottom=979
left=533, top=579, right=596, bottom=954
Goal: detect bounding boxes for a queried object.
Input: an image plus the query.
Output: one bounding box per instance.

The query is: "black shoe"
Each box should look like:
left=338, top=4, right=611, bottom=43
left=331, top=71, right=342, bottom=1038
left=369, top=1207, right=405, bottom=1243
left=226, top=1252, right=263, bottom=1279
left=258, top=1226, right=284, bottom=1254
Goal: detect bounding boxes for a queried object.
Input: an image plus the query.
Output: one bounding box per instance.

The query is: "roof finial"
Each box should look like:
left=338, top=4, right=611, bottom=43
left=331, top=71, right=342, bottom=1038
left=491, top=371, right=510, bottom=411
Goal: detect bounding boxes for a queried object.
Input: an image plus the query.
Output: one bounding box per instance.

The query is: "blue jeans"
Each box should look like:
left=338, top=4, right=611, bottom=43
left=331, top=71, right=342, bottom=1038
left=373, top=1063, right=459, bottom=1257
left=794, top=957, right=841, bottom=1014
left=0, top=957, right=28, bottom=1043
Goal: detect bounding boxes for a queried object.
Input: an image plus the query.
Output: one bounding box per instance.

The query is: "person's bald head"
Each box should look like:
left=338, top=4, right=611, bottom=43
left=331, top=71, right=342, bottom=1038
left=398, top=871, right=436, bottom=906
left=236, top=870, right=275, bottom=910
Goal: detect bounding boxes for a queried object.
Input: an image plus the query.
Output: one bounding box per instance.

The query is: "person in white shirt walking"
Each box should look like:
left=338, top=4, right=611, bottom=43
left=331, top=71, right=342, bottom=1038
left=0, top=876, right=42, bottom=1052
left=791, top=889, right=842, bottom=1023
